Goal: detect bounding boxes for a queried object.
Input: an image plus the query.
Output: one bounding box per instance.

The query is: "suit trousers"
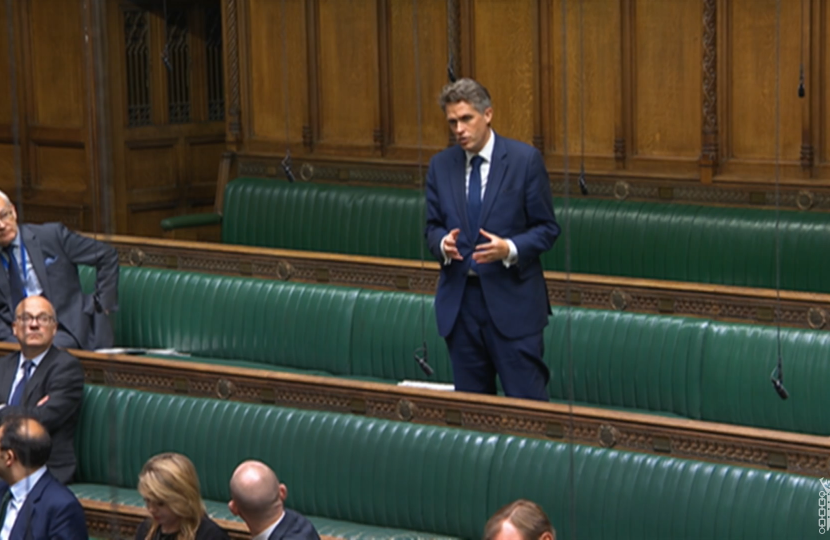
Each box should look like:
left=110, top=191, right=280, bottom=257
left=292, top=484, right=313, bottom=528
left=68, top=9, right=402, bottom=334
left=445, top=277, right=550, bottom=401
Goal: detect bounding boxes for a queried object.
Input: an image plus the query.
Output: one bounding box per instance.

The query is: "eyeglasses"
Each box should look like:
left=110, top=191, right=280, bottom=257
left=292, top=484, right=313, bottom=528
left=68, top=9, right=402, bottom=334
left=0, top=209, right=14, bottom=223
left=15, top=313, right=56, bottom=325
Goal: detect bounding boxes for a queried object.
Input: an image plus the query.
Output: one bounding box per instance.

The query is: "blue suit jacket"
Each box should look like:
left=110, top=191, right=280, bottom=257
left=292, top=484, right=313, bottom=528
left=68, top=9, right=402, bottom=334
left=426, top=133, right=560, bottom=338
left=0, top=470, right=88, bottom=540
left=269, top=508, right=320, bottom=540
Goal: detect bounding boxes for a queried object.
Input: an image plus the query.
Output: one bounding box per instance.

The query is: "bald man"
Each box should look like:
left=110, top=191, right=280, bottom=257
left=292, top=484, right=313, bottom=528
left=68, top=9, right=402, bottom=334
left=0, top=415, right=87, bottom=539
left=228, top=461, right=319, bottom=540
left=0, top=296, right=84, bottom=484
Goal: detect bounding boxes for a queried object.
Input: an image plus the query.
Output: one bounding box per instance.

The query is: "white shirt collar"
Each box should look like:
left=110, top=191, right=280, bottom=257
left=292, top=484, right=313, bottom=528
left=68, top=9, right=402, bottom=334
left=252, top=510, right=286, bottom=540
left=465, top=128, right=495, bottom=165
left=10, top=466, right=47, bottom=503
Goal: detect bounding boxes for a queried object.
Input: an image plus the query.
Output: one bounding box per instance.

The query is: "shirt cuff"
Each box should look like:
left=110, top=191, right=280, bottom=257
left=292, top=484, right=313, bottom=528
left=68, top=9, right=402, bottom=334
left=503, top=239, right=518, bottom=268
left=440, top=234, right=452, bottom=265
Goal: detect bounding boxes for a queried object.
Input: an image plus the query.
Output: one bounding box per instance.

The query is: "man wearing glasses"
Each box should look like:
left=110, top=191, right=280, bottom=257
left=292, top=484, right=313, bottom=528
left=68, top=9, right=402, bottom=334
left=0, top=190, right=118, bottom=350
left=0, top=296, right=83, bottom=484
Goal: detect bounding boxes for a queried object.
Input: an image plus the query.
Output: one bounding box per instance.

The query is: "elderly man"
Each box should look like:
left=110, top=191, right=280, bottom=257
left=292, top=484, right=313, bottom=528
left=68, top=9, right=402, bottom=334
left=228, top=460, right=319, bottom=540
left=0, top=296, right=84, bottom=484
left=0, top=190, right=118, bottom=350
left=0, top=415, right=87, bottom=539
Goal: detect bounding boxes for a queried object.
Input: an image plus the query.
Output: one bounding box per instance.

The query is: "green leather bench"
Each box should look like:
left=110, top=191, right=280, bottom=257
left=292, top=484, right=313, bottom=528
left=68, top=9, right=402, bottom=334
left=161, top=177, right=830, bottom=292
left=85, top=266, right=828, bottom=435
left=72, top=385, right=820, bottom=540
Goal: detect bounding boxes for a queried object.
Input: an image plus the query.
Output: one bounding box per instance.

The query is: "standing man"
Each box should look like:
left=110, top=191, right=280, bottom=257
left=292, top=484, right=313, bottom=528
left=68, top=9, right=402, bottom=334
left=0, top=190, right=118, bottom=350
left=228, top=460, right=320, bottom=540
left=425, top=78, right=560, bottom=401
left=0, top=296, right=84, bottom=484
left=0, top=415, right=88, bottom=539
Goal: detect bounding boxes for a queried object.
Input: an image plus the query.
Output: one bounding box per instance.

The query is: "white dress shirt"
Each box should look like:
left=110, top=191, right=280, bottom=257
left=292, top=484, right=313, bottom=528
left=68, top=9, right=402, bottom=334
left=0, top=466, right=48, bottom=540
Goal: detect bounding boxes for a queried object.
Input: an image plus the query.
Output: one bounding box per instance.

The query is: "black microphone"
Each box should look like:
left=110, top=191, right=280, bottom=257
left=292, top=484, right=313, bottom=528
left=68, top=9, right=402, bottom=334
left=414, top=344, right=433, bottom=376
left=578, top=171, right=588, bottom=196
left=770, top=363, right=789, bottom=400
left=281, top=153, right=296, bottom=183
left=798, top=65, right=805, bottom=98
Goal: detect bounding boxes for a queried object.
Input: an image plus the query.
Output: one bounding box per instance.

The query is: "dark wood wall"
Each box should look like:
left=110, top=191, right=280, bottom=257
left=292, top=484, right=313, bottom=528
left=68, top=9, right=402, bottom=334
left=2, top=0, right=830, bottom=237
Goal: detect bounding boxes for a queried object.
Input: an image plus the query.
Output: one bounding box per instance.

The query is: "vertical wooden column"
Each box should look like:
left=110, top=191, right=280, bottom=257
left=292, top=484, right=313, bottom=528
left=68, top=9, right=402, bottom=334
left=223, top=0, right=241, bottom=150
left=699, top=0, right=717, bottom=184
left=799, top=0, right=813, bottom=178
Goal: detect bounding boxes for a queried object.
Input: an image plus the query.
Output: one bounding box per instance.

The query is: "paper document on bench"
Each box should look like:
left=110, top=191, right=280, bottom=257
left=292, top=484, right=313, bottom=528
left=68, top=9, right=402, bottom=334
left=398, top=380, right=455, bottom=391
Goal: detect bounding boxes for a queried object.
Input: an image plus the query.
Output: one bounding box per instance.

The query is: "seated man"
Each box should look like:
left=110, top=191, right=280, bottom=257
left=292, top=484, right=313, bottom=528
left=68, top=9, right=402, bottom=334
left=0, top=296, right=84, bottom=484
left=0, top=415, right=88, bottom=539
left=229, top=460, right=320, bottom=540
left=483, top=499, right=556, bottom=540
left=0, top=190, right=118, bottom=350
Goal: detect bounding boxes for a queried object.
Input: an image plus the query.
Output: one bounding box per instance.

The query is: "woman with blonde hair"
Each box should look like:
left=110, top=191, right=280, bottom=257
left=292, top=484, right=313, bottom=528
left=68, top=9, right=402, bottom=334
left=135, top=452, right=229, bottom=540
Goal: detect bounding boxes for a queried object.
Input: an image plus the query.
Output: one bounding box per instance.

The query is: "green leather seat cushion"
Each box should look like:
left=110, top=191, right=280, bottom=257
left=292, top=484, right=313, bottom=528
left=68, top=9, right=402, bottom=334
left=75, top=385, right=820, bottom=540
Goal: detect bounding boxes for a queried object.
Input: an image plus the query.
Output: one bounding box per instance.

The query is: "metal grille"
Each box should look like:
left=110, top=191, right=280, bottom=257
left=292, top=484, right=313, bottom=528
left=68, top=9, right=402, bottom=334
left=204, top=4, right=224, bottom=121
left=124, top=9, right=151, bottom=126
left=165, top=8, right=191, bottom=124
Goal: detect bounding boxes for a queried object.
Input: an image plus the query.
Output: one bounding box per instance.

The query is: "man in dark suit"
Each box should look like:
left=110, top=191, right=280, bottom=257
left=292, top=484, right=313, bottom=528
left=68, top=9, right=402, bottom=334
left=425, top=78, right=560, bottom=401
left=0, top=296, right=84, bottom=484
left=229, top=460, right=320, bottom=540
left=0, top=190, right=118, bottom=350
left=0, top=415, right=87, bottom=539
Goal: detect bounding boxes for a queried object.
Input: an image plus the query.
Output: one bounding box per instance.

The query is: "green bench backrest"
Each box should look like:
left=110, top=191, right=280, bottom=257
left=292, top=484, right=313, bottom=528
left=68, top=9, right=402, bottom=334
left=220, top=177, right=830, bottom=292
left=81, top=266, right=828, bottom=434
left=76, top=385, right=820, bottom=540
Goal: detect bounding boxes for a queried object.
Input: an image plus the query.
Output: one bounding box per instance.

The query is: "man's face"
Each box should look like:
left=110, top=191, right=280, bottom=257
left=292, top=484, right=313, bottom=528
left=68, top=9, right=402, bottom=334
left=0, top=203, right=18, bottom=248
left=13, top=297, right=57, bottom=352
left=445, top=101, right=493, bottom=154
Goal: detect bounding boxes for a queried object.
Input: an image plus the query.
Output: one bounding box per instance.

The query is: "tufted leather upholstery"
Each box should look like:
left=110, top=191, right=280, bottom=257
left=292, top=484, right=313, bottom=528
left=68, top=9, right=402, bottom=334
left=82, top=266, right=830, bottom=435
left=73, top=385, right=819, bottom=540
left=167, top=177, right=830, bottom=292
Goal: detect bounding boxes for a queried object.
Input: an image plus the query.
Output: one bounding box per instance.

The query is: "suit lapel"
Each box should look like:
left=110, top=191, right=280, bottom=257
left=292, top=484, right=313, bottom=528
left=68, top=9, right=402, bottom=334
left=0, top=352, right=20, bottom=404
left=479, top=133, right=507, bottom=227
left=10, top=471, right=49, bottom=540
left=21, top=346, right=55, bottom=406
left=21, top=227, right=50, bottom=302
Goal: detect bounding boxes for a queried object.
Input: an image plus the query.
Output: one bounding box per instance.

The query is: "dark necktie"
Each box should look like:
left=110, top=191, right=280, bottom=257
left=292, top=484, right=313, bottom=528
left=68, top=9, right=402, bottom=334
left=4, top=246, right=24, bottom=311
left=467, top=155, right=484, bottom=235
left=0, top=490, right=11, bottom=527
left=8, top=360, right=33, bottom=407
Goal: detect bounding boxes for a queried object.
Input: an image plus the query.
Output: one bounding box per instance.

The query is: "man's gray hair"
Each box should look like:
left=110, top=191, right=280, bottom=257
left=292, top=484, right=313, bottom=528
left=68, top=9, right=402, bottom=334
left=0, top=190, right=11, bottom=207
left=438, top=78, right=492, bottom=113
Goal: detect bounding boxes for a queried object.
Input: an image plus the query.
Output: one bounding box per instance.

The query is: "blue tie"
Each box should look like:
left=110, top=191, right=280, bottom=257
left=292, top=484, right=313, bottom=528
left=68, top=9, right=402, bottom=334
left=9, top=360, right=33, bottom=407
left=467, top=155, right=484, bottom=236
left=4, top=246, right=24, bottom=311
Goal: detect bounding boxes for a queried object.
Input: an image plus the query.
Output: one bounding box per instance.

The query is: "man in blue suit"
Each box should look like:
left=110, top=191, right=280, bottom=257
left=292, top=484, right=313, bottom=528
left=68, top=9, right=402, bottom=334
left=426, top=78, right=560, bottom=401
left=0, top=415, right=87, bottom=539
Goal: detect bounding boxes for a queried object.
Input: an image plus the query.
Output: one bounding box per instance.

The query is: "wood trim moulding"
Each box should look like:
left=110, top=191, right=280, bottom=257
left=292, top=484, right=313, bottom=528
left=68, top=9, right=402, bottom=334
left=81, top=499, right=343, bottom=540
left=13, top=343, right=821, bottom=478
left=96, top=234, right=830, bottom=332
left=233, top=153, right=830, bottom=210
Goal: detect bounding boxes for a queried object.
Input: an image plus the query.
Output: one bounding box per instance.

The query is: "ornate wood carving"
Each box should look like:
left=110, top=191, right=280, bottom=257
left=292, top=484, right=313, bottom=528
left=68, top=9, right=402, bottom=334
left=699, top=0, right=718, bottom=179
left=54, top=346, right=830, bottom=478
left=225, top=0, right=241, bottom=138
left=101, top=234, right=830, bottom=332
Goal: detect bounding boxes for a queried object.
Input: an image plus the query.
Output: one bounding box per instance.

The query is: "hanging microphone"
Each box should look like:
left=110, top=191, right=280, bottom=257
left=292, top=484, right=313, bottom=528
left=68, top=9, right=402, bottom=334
left=770, top=362, right=789, bottom=400
left=578, top=169, right=588, bottom=195
left=414, top=344, right=433, bottom=376
left=281, top=152, right=296, bottom=183
left=798, top=65, right=805, bottom=98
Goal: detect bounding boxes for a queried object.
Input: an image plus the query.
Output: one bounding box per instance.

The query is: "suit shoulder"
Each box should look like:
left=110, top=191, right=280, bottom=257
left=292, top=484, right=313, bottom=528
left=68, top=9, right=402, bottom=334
left=499, top=136, right=540, bottom=158
left=429, top=145, right=463, bottom=167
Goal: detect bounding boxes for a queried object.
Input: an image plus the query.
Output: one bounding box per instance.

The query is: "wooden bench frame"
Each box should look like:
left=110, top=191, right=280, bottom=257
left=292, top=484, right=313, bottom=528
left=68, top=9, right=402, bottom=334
left=94, top=234, right=830, bottom=331
left=6, top=342, right=821, bottom=478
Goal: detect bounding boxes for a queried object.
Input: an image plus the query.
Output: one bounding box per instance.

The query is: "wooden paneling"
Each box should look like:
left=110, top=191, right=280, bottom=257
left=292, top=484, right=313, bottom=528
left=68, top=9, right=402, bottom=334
left=28, top=0, right=85, bottom=129
left=819, top=0, right=830, bottom=169
left=549, top=0, right=620, bottom=169
left=387, top=0, right=448, bottom=156
left=472, top=0, right=536, bottom=145
left=0, top=3, right=12, bottom=127
left=631, top=0, right=701, bottom=171
left=186, top=139, right=225, bottom=189
left=125, top=143, right=177, bottom=192
left=316, top=0, right=380, bottom=152
left=0, top=145, right=16, bottom=187
left=723, top=0, right=802, bottom=178
left=245, top=0, right=307, bottom=143
left=31, top=145, right=86, bottom=191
